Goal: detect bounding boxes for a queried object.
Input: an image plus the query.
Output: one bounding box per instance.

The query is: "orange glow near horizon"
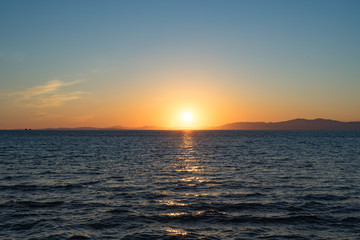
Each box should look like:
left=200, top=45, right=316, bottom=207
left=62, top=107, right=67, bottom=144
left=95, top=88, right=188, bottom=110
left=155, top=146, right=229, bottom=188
left=3, top=63, right=358, bottom=130
left=103, top=68, right=243, bottom=130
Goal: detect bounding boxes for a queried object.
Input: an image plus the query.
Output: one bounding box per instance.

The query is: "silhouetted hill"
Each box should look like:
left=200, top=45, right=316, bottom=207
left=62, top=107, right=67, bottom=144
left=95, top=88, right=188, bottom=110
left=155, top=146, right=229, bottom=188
left=35, top=118, right=360, bottom=131
left=215, top=118, right=360, bottom=130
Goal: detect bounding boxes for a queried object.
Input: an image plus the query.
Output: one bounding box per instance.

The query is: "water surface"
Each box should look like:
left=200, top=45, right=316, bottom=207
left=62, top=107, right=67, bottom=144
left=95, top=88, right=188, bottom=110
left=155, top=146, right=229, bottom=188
left=0, top=130, right=359, bottom=239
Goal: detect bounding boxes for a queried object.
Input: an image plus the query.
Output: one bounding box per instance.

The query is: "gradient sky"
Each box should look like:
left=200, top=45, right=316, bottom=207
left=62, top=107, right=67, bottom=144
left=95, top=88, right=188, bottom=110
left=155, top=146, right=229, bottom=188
left=1, top=0, right=359, bottom=129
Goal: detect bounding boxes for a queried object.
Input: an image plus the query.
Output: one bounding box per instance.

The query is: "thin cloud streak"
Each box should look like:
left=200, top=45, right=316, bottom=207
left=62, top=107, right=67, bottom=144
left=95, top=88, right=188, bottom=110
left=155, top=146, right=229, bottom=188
left=9, top=79, right=87, bottom=108
left=10, top=80, right=83, bottom=99
left=24, top=91, right=87, bottom=108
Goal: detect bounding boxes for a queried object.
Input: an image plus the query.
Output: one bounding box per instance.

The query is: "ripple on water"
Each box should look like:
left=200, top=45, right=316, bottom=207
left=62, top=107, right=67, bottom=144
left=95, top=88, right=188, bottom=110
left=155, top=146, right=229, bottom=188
left=0, top=130, right=359, bottom=239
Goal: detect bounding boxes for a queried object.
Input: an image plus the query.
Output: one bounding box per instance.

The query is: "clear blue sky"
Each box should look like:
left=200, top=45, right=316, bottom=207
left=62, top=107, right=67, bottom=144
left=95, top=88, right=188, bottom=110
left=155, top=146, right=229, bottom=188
left=1, top=0, right=359, bottom=129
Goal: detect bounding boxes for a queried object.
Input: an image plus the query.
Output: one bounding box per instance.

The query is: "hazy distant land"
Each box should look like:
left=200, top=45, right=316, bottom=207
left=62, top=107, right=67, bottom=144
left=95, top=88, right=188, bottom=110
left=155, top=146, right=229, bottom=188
left=214, top=118, right=360, bottom=130
left=36, top=118, right=360, bottom=131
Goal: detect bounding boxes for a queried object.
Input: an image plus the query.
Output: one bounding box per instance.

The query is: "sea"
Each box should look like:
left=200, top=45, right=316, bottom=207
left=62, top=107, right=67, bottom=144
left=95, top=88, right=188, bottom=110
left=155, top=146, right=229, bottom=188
left=0, top=130, right=359, bottom=240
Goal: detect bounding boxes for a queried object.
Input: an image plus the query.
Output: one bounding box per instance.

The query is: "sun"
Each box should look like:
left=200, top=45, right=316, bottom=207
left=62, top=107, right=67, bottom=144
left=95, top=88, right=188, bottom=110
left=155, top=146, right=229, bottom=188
left=182, top=112, right=193, bottom=122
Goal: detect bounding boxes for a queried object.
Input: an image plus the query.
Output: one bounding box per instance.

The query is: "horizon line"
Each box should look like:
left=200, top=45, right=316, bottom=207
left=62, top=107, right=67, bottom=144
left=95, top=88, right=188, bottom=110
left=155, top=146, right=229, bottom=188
left=2, top=118, right=360, bottom=131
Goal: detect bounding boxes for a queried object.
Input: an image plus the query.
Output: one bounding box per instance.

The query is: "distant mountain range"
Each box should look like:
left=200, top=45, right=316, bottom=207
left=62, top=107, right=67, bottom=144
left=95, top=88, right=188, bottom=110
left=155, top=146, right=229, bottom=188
left=36, top=118, right=360, bottom=130
left=213, top=118, right=360, bottom=130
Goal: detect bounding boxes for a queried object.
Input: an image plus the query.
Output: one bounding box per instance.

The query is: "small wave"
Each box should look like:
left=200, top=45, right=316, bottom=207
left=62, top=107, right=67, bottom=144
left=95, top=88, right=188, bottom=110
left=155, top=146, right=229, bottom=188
left=121, top=229, right=218, bottom=240
left=10, top=219, right=46, bottom=231
left=301, top=194, right=348, bottom=201
left=0, top=184, right=39, bottom=191
left=222, top=192, right=265, bottom=198
left=106, top=186, right=146, bottom=192
left=151, top=210, right=327, bottom=225
left=152, top=201, right=293, bottom=214
left=67, top=235, right=91, bottom=240
left=69, top=201, right=111, bottom=209
left=9, top=200, right=64, bottom=208
left=189, top=201, right=285, bottom=213
left=287, top=201, right=327, bottom=212
left=40, top=232, right=92, bottom=240
left=88, top=217, right=126, bottom=230
left=324, top=216, right=360, bottom=230
left=222, top=214, right=324, bottom=224
left=1, top=175, right=25, bottom=180
left=0, top=180, right=100, bottom=191
left=108, top=208, right=132, bottom=214
left=109, top=176, right=125, bottom=181
left=53, top=183, right=85, bottom=189
left=56, top=180, right=101, bottom=189
left=151, top=209, right=226, bottom=223
left=341, top=216, right=360, bottom=223
left=259, top=233, right=313, bottom=239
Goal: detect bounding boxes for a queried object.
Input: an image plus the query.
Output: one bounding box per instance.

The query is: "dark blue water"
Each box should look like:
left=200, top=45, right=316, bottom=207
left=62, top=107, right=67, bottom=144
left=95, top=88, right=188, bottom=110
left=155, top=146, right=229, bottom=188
left=0, top=130, right=359, bottom=239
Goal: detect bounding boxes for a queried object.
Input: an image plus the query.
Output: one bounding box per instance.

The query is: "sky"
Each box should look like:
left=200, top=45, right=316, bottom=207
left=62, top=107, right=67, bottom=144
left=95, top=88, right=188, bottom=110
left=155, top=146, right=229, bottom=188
left=1, top=0, right=359, bottom=129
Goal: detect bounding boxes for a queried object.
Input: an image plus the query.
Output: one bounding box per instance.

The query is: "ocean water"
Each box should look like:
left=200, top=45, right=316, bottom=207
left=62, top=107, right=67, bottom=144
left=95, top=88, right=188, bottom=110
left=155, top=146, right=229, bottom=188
left=0, top=130, right=359, bottom=240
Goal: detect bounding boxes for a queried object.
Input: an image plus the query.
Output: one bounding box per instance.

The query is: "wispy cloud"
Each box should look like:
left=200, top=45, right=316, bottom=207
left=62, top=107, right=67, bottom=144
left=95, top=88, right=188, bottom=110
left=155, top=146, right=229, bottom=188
left=10, top=80, right=87, bottom=108
left=24, top=91, right=86, bottom=108
left=10, top=80, right=82, bottom=99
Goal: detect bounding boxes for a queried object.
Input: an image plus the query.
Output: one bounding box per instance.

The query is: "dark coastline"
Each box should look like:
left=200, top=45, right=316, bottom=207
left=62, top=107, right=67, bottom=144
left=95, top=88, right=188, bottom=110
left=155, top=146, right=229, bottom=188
left=6, top=118, right=360, bottom=131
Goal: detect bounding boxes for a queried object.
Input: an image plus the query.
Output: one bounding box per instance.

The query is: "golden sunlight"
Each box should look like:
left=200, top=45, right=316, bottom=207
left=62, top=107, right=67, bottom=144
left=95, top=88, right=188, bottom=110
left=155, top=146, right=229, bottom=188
left=182, top=112, right=193, bottom=122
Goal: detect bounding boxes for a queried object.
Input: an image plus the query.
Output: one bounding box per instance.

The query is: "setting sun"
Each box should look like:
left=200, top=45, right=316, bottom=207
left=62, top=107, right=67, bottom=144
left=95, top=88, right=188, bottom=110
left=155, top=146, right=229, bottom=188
left=182, top=112, right=193, bottom=122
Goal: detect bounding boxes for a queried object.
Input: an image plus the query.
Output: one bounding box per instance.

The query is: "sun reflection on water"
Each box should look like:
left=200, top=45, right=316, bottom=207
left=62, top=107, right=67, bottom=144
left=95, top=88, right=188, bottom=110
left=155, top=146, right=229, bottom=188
left=176, top=131, right=204, bottom=177
left=152, top=131, right=224, bottom=230
left=156, top=199, right=187, bottom=207
left=165, top=227, right=188, bottom=236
